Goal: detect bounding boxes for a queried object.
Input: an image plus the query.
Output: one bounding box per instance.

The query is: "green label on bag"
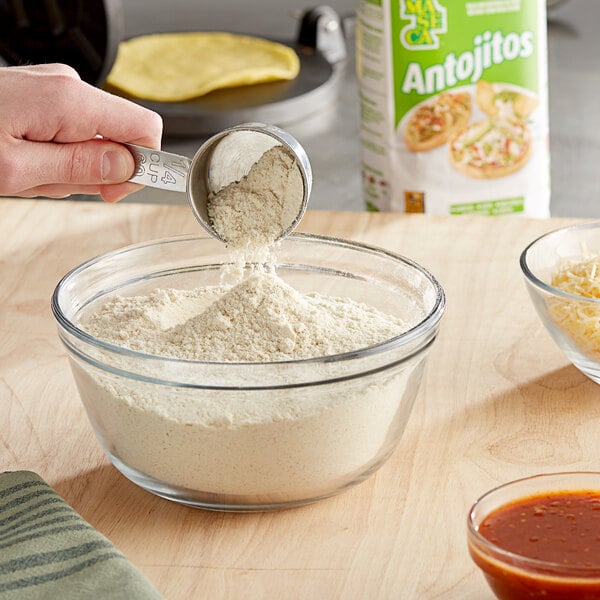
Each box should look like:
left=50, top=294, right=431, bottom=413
left=390, top=0, right=539, bottom=127
left=450, top=196, right=524, bottom=215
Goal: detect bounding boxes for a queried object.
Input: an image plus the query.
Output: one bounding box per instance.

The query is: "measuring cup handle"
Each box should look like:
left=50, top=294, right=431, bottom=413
left=124, top=144, right=192, bottom=193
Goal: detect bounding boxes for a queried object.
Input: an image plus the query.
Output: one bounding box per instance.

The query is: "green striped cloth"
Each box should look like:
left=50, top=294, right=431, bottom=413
left=0, top=471, right=164, bottom=599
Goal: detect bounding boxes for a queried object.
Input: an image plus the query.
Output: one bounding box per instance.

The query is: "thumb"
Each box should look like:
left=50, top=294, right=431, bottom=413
left=57, top=139, right=135, bottom=184
left=14, top=138, right=135, bottom=190
left=101, top=146, right=136, bottom=183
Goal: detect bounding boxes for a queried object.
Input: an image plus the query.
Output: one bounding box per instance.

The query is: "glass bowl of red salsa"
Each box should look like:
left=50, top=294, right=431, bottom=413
left=467, top=472, right=600, bottom=600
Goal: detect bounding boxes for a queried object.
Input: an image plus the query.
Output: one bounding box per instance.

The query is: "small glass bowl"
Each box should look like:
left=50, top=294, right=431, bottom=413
left=520, top=221, right=600, bottom=384
left=468, top=472, right=600, bottom=600
left=52, top=233, right=444, bottom=511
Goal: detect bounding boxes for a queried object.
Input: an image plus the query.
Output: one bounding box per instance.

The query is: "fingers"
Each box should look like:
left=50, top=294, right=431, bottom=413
left=1, top=64, right=163, bottom=150
left=99, top=182, right=143, bottom=203
left=16, top=183, right=106, bottom=198
left=25, top=73, right=162, bottom=149
left=8, top=63, right=81, bottom=77
left=15, top=181, right=142, bottom=202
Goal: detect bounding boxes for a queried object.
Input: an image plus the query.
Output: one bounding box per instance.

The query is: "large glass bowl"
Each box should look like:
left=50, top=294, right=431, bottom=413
left=520, top=221, right=600, bottom=384
left=52, top=233, right=445, bottom=511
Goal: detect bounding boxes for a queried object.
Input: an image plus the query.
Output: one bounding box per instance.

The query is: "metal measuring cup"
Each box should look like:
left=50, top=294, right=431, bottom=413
left=124, top=123, right=312, bottom=244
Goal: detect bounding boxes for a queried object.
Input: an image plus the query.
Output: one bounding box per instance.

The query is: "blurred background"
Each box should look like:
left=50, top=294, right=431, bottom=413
left=1, top=0, right=597, bottom=217
left=122, top=0, right=600, bottom=217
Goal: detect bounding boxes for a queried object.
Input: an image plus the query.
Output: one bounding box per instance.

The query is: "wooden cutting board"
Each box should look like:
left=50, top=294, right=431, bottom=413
left=1, top=198, right=598, bottom=599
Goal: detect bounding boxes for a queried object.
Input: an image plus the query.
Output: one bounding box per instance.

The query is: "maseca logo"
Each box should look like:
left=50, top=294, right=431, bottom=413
left=400, top=0, right=447, bottom=50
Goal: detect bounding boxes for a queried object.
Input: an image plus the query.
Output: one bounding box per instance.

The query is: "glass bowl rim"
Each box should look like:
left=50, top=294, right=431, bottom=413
left=520, top=220, right=600, bottom=304
left=51, top=231, right=446, bottom=368
left=467, top=471, right=600, bottom=576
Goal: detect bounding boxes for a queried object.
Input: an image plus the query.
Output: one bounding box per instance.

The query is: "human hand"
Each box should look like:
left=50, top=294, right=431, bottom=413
left=0, top=63, right=163, bottom=202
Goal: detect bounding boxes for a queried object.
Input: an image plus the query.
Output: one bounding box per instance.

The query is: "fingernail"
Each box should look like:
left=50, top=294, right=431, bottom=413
left=102, top=151, right=131, bottom=183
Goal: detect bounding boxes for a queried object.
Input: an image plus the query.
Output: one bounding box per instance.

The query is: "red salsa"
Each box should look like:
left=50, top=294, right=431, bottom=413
left=470, top=490, right=600, bottom=600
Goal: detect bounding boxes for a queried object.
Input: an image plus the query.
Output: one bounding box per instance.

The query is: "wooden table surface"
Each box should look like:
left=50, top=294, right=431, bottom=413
left=2, top=198, right=599, bottom=599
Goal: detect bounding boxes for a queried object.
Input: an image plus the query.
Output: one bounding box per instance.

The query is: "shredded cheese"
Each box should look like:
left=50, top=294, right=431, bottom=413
left=549, top=256, right=600, bottom=357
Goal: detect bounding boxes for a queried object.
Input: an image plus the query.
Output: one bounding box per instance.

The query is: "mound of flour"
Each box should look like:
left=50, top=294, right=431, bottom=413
left=77, top=271, right=417, bottom=501
left=83, top=271, right=405, bottom=361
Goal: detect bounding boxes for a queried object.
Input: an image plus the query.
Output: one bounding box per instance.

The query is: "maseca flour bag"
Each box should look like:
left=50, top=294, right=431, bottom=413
left=356, top=0, right=550, bottom=216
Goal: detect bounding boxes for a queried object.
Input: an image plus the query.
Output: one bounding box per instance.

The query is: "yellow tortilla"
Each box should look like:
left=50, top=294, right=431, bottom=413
left=105, top=32, right=300, bottom=102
